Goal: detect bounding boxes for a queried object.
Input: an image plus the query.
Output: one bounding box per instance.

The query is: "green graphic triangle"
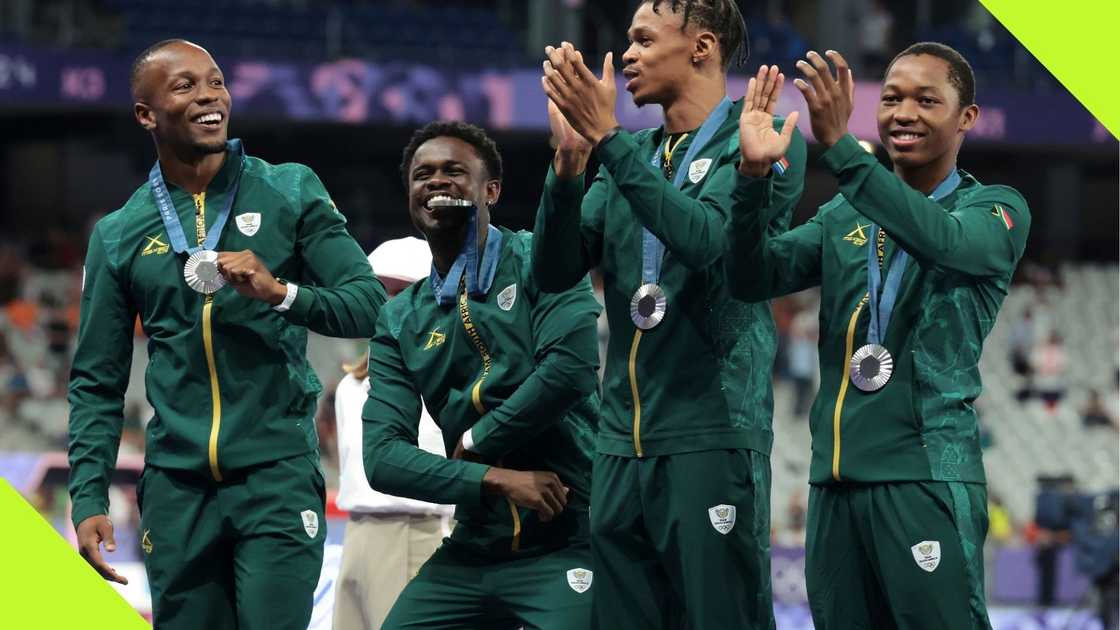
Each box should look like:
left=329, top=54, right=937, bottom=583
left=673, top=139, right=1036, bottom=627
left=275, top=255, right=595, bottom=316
left=981, top=0, right=1119, bottom=139
left=0, top=481, right=148, bottom=629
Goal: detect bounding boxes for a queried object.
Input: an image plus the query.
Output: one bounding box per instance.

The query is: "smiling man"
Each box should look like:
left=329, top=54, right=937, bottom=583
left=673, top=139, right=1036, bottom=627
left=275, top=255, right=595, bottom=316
left=362, top=121, right=601, bottom=628
left=67, top=39, right=384, bottom=629
left=727, top=43, right=1031, bottom=628
left=533, top=0, right=806, bottom=627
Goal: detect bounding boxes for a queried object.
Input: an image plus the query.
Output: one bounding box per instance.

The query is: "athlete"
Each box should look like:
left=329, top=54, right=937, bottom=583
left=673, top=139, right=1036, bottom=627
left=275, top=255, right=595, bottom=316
left=534, top=0, right=806, bottom=626
left=333, top=236, right=454, bottom=630
left=728, top=43, right=1031, bottom=628
left=68, top=39, right=384, bottom=629
left=363, top=121, right=601, bottom=629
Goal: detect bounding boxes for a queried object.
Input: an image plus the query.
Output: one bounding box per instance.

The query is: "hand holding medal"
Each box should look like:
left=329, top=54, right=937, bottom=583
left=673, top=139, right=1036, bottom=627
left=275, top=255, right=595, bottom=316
left=215, top=250, right=287, bottom=305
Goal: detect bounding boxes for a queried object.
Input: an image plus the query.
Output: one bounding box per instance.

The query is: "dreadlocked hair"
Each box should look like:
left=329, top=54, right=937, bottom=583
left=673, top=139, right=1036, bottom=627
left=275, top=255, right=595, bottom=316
left=647, top=0, right=750, bottom=70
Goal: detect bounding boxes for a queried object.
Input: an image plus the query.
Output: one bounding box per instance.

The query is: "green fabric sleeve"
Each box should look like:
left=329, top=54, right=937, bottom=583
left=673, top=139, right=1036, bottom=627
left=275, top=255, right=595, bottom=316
left=67, top=223, right=135, bottom=528
left=726, top=125, right=819, bottom=301
left=595, top=130, right=743, bottom=270
left=467, top=271, right=601, bottom=459
left=282, top=167, right=386, bottom=337
left=821, top=134, right=1031, bottom=277
left=727, top=176, right=825, bottom=301
left=531, top=164, right=607, bottom=293
left=362, top=312, right=489, bottom=506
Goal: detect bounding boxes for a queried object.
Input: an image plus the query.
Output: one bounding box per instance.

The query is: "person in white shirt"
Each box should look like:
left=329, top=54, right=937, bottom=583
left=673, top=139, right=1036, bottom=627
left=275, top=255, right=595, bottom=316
left=332, top=237, right=454, bottom=630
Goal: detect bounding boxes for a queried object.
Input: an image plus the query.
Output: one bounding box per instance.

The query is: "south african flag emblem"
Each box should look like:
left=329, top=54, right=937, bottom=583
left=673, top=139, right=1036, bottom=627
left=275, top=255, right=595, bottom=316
left=992, top=204, right=1014, bottom=230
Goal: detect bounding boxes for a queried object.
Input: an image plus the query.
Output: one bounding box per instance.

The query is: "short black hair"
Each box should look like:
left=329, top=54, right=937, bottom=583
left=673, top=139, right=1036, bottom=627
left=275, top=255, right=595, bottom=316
left=399, top=121, right=503, bottom=186
left=646, top=0, right=749, bottom=70
left=130, top=38, right=190, bottom=99
left=887, top=42, right=976, bottom=109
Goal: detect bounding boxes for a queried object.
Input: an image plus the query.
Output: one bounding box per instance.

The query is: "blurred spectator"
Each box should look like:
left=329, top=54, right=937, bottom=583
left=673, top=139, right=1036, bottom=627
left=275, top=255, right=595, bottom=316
left=1008, top=307, right=1035, bottom=377
left=787, top=306, right=818, bottom=417
left=1030, top=331, right=1068, bottom=411
left=1082, top=390, right=1118, bottom=430
left=1069, top=490, right=1119, bottom=630
left=774, top=491, right=807, bottom=548
left=987, top=493, right=1015, bottom=545
left=857, top=0, right=893, bottom=77
left=1033, top=475, right=1076, bottom=607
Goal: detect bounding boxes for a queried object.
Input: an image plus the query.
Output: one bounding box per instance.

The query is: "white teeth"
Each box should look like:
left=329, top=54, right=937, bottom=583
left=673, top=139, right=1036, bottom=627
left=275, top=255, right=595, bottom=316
left=426, top=195, right=470, bottom=209
left=195, top=113, right=222, bottom=124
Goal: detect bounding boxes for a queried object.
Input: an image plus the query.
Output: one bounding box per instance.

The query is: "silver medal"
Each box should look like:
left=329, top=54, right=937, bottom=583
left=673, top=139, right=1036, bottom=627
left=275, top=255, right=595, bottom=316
left=183, top=250, right=226, bottom=294
left=630, top=283, right=667, bottom=330
left=849, top=343, right=893, bottom=392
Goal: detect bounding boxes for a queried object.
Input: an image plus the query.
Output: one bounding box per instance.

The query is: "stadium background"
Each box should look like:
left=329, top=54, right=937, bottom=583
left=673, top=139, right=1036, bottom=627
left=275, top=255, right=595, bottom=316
left=0, top=0, right=1116, bottom=628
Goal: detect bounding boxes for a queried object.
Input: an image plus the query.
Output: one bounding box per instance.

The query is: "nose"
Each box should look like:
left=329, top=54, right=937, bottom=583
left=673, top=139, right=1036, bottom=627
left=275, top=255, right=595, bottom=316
left=425, top=173, right=451, bottom=190
left=894, top=98, right=919, bottom=123
left=622, top=44, right=639, bottom=66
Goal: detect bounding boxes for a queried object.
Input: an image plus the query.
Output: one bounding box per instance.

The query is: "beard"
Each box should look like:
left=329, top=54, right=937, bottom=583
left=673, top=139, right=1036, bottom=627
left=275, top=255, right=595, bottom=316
left=192, top=136, right=228, bottom=155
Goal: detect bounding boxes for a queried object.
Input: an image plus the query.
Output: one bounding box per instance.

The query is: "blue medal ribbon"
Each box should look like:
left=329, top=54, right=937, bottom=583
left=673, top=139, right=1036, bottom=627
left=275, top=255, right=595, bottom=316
left=641, top=96, right=733, bottom=284
left=148, top=139, right=245, bottom=254
left=865, top=169, right=962, bottom=345
left=430, top=208, right=503, bottom=306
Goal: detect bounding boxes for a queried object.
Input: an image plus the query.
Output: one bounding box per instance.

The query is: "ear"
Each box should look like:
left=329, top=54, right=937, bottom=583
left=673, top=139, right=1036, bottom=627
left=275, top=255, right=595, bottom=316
left=693, top=31, right=718, bottom=65
left=485, top=179, right=501, bottom=207
left=958, top=103, right=979, bottom=133
left=135, top=101, right=156, bottom=131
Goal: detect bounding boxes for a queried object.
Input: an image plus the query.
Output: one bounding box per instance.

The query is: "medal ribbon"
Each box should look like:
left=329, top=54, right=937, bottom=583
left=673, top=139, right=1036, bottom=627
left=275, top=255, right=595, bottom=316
left=865, top=169, right=962, bottom=345
left=430, top=208, right=503, bottom=306
left=641, top=96, right=733, bottom=285
left=149, top=139, right=245, bottom=255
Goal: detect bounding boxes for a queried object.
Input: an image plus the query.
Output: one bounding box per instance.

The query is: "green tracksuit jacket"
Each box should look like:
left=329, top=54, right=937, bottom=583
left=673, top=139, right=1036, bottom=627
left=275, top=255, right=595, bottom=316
left=532, top=99, right=806, bottom=458
left=362, top=227, right=600, bottom=558
left=69, top=146, right=384, bottom=527
left=728, top=134, right=1031, bottom=484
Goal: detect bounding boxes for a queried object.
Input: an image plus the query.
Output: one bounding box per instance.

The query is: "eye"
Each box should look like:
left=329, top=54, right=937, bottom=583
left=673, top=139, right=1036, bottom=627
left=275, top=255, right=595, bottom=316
left=641, top=38, right=653, bottom=47
left=175, top=81, right=193, bottom=91
left=880, top=94, right=900, bottom=103
left=920, top=97, right=938, bottom=105
left=211, top=78, right=224, bottom=87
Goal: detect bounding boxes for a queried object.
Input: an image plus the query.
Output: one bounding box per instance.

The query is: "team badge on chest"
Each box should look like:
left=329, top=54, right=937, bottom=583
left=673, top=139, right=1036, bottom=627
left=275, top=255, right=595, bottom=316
left=688, top=158, right=713, bottom=183
left=497, top=283, right=517, bottom=311
left=910, top=540, right=941, bottom=572
left=235, top=212, right=261, bottom=236
left=708, top=504, right=736, bottom=534
left=566, top=568, right=593, bottom=593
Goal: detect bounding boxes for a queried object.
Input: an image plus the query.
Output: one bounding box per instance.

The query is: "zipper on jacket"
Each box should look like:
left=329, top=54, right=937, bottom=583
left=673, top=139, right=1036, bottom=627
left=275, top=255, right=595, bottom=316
left=833, top=230, right=890, bottom=480
left=628, top=329, right=644, bottom=457
left=832, top=294, right=870, bottom=481
left=194, top=193, right=224, bottom=482
left=457, top=281, right=520, bottom=551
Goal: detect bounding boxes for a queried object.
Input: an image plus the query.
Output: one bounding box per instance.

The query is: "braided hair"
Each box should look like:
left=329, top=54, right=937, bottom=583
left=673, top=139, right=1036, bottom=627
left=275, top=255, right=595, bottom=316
left=646, top=0, right=750, bottom=70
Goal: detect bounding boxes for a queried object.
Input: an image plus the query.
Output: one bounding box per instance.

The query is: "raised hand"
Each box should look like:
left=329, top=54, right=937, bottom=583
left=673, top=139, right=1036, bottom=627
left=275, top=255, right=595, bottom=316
left=547, top=98, right=592, bottom=179
left=541, top=42, right=619, bottom=146
left=739, top=64, right=800, bottom=177
left=793, top=50, right=855, bottom=148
